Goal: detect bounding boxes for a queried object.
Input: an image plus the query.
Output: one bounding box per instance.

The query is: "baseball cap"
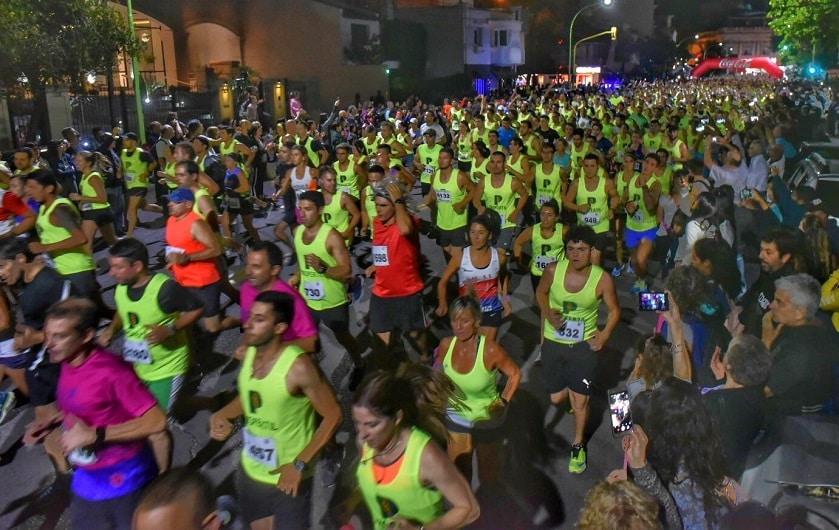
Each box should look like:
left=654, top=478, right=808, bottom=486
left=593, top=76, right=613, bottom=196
left=409, top=117, right=418, bottom=123
left=169, top=188, right=195, bottom=203
left=124, top=132, right=139, bottom=141
left=451, top=121, right=460, bottom=132
left=806, top=198, right=828, bottom=214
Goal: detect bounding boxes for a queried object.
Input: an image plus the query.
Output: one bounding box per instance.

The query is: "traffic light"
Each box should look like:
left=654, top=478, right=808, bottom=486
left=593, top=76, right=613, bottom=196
left=610, top=27, right=617, bottom=40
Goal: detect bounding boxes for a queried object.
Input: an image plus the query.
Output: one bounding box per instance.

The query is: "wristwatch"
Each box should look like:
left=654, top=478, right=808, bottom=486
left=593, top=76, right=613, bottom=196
left=293, top=459, right=307, bottom=473
left=318, top=263, right=328, bottom=273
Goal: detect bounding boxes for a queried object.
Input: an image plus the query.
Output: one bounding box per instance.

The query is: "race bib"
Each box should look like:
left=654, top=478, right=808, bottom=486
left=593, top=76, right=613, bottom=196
left=303, top=281, right=325, bottom=301
left=243, top=428, right=278, bottom=468
left=631, top=209, right=643, bottom=223
left=423, top=165, right=435, bottom=176
left=436, top=189, right=452, bottom=203
left=340, top=186, right=354, bottom=196
left=0, top=338, right=18, bottom=358
left=582, top=211, right=601, bottom=226
left=537, top=194, right=551, bottom=207
left=372, top=245, right=390, bottom=266
left=535, top=255, right=557, bottom=271
left=81, top=202, right=93, bottom=212
left=123, top=338, right=152, bottom=365
left=554, top=319, right=585, bottom=343
left=124, top=172, right=136, bottom=184
left=226, top=196, right=241, bottom=209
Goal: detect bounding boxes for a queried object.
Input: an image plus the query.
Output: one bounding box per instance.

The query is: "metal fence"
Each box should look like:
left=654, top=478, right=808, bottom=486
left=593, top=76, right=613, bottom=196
left=71, top=89, right=218, bottom=136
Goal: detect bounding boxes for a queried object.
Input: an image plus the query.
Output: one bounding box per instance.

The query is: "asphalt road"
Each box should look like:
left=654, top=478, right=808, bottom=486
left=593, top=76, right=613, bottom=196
left=0, top=181, right=662, bottom=530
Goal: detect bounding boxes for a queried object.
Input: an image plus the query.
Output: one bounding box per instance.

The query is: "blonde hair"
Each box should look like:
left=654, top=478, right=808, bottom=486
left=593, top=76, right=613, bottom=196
left=577, top=481, right=662, bottom=530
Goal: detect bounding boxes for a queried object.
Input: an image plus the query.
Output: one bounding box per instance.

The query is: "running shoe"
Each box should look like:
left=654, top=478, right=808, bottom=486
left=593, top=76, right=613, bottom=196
left=611, top=263, right=624, bottom=277
left=630, top=280, right=649, bottom=293
left=569, top=444, right=587, bottom=474
left=0, top=391, right=16, bottom=425
left=625, top=262, right=636, bottom=276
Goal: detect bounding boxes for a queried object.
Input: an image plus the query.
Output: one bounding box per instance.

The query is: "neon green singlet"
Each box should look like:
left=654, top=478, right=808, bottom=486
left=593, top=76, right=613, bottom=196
left=442, top=336, right=499, bottom=422
left=121, top=149, right=149, bottom=189
left=534, top=162, right=562, bottom=207
left=79, top=171, right=110, bottom=211
left=625, top=174, right=660, bottom=232
left=363, top=185, right=378, bottom=238
left=433, top=169, right=468, bottom=231
left=333, top=160, right=360, bottom=199
left=482, top=175, right=517, bottom=229
left=471, top=157, right=489, bottom=184
left=322, top=192, right=350, bottom=244
left=357, top=428, right=444, bottom=530
left=35, top=198, right=94, bottom=275
left=416, top=143, right=442, bottom=185
left=575, top=175, right=610, bottom=234
left=294, top=223, right=346, bottom=310
left=530, top=225, right=565, bottom=277
left=543, top=260, right=603, bottom=344
left=238, top=345, right=315, bottom=484
left=113, top=273, right=190, bottom=383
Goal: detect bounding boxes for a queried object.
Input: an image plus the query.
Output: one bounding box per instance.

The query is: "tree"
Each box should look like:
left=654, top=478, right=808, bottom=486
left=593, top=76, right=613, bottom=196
left=0, top=0, right=139, bottom=140
left=768, top=0, right=839, bottom=66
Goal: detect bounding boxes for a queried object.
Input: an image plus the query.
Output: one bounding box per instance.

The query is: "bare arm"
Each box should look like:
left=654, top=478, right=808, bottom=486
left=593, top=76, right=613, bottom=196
left=341, top=192, right=361, bottom=239
left=188, top=219, right=222, bottom=261
left=32, top=205, right=88, bottom=253
left=288, top=353, right=342, bottom=466
left=592, top=273, right=621, bottom=349
left=323, top=229, right=353, bottom=282
left=435, top=249, right=463, bottom=316
left=509, top=178, right=530, bottom=222
left=486, top=341, right=521, bottom=403
left=416, top=442, right=481, bottom=529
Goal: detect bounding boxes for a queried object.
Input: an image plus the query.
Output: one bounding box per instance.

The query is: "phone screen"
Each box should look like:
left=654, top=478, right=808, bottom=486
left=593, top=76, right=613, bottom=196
left=638, top=292, right=669, bottom=311
left=609, top=389, right=633, bottom=436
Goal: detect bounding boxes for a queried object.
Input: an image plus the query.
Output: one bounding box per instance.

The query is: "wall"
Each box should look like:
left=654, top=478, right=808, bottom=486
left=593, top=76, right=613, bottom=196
left=394, top=6, right=465, bottom=79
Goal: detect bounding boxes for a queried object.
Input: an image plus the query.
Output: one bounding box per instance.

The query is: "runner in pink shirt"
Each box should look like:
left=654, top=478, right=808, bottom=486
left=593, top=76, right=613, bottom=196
left=24, top=298, right=168, bottom=530
left=235, top=242, right=317, bottom=359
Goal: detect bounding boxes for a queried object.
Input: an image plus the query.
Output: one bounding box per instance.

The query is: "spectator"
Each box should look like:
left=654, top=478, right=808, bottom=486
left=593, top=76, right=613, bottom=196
left=577, top=479, right=663, bottom=530
left=702, top=334, right=771, bottom=479
left=762, top=274, right=839, bottom=417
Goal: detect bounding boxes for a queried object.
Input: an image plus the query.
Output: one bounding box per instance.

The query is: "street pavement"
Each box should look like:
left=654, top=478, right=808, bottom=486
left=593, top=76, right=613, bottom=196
left=0, top=182, right=662, bottom=530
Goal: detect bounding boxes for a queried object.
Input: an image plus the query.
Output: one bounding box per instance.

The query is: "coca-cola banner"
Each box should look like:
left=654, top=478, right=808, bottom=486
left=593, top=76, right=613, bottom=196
left=691, top=56, right=783, bottom=79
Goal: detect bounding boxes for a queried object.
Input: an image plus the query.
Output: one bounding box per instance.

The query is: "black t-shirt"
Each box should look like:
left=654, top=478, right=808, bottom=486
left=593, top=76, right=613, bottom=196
left=767, top=324, right=838, bottom=416
left=124, top=274, right=203, bottom=314
left=20, top=266, right=73, bottom=330
left=537, top=127, right=560, bottom=145
left=702, top=385, right=766, bottom=479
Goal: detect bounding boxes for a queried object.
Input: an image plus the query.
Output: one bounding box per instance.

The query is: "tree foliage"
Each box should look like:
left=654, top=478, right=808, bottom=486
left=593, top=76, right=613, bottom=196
left=0, top=0, right=139, bottom=96
left=768, top=0, right=839, bottom=64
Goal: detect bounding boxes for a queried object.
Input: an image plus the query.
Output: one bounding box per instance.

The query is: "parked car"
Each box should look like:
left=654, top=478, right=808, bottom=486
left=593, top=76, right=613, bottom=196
left=786, top=152, right=839, bottom=188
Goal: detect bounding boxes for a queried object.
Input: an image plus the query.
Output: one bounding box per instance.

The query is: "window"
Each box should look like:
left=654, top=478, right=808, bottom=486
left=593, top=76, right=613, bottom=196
left=351, top=23, right=369, bottom=47
left=493, top=30, right=508, bottom=47
left=473, top=28, right=483, bottom=47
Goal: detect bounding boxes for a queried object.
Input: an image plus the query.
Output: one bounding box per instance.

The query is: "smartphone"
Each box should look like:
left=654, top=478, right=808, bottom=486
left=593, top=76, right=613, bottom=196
left=740, top=188, right=753, bottom=200
left=638, top=291, right=669, bottom=311
left=608, top=388, right=633, bottom=437
left=712, top=136, right=718, bottom=143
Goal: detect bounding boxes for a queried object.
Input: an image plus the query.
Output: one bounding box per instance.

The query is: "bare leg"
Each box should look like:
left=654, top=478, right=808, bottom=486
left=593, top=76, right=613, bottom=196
left=241, top=214, right=262, bottom=243
left=82, top=221, right=98, bottom=254
left=99, top=222, right=118, bottom=246
left=448, top=431, right=474, bottom=484
left=569, top=391, right=589, bottom=446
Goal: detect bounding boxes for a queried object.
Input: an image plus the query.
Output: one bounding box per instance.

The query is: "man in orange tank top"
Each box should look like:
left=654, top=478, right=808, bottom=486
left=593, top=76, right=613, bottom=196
left=165, top=188, right=237, bottom=334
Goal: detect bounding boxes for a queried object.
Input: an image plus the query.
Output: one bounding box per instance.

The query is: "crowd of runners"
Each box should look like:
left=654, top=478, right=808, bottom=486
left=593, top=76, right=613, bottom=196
left=0, top=75, right=837, bottom=530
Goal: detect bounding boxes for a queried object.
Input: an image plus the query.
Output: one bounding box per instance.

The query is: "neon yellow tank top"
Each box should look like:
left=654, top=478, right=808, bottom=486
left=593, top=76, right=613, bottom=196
left=357, top=428, right=444, bottom=530
left=35, top=198, right=94, bottom=275
left=443, top=336, right=499, bottom=422
left=433, top=170, right=468, bottom=231
left=416, top=144, right=442, bottom=185
left=575, top=175, right=609, bottom=233
left=534, top=162, right=562, bottom=207
left=121, top=149, right=149, bottom=189
left=322, top=191, right=350, bottom=244
left=238, top=345, right=316, bottom=484
left=626, top=174, right=660, bottom=232
left=482, top=175, right=517, bottom=229
left=113, top=273, right=190, bottom=383
left=333, top=160, right=359, bottom=199
left=293, top=223, right=346, bottom=310
left=531, top=225, right=565, bottom=277
left=79, top=171, right=110, bottom=211
left=543, top=260, right=603, bottom=344
left=471, top=157, right=489, bottom=184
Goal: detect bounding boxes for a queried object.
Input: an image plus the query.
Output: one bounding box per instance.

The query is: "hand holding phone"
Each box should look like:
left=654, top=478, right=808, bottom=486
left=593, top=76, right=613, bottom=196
left=638, top=292, right=669, bottom=312
left=609, top=388, right=633, bottom=437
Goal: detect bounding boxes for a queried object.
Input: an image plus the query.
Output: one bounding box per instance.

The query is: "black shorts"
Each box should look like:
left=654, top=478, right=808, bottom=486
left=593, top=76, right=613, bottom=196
left=81, top=208, right=114, bottom=227
left=370, top=292, right=427, bottom=334
left=438, top=227, right=467, bottom=248
left=541, top=339, right=597, bottom=396
left=457, top=160, right=472, bottom=173
left=127, top=187, right=148, bottom=198
left=237, top=467, right=312, bottom=529
left=25, top=350, right=60, bottom=406
left=310, top=303, right=350, bottom=334
left=186, top=282, right=221, bottom=318
left=446, top=406, right=507, bottom=443
left=481, top=308, right=503, bottom=328
left=592, top=230, right=611, bottom=252
left=421, top=182, right=431, bottom=197
left=63, top=270, right=100, bottom=299
left=225, top=196, right=254, bottom=216
left=71, top=489, right=144, bottom=530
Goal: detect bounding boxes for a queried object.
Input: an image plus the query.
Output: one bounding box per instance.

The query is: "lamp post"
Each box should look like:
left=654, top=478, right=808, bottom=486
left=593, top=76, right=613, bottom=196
left=126, top=0, right=146, bottom=143
left=569, top=0, right=614, bottom=84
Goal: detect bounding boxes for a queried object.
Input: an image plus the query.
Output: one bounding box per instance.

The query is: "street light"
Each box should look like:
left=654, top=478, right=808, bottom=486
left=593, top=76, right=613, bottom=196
left=569, top=0, right=615, bottom=83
